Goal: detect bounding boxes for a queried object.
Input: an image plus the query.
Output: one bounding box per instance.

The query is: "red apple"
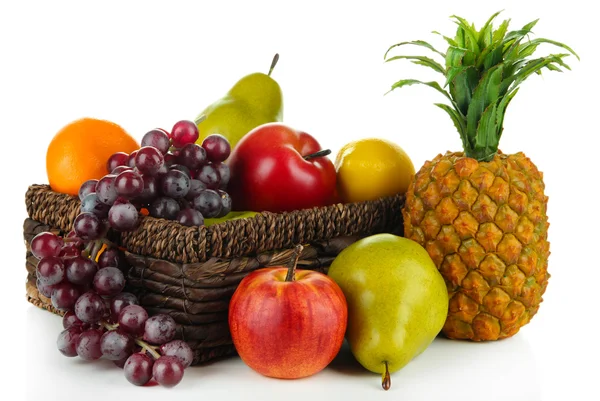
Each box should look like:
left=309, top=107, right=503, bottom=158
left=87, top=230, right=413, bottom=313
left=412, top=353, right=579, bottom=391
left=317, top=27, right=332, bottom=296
left=228, top=245, right=348, bottom=379
left=227, top=122, right=337, bottom=213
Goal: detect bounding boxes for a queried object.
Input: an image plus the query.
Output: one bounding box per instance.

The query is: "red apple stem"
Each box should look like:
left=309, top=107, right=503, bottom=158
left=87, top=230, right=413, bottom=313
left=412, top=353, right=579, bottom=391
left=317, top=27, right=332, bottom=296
left=303, top=149, right=332, bottom=160
left=382, top=361, right=391, bottom=391
left=268, top=53, right=280, bottom=77
left=284, top=244, right=304, bottom=282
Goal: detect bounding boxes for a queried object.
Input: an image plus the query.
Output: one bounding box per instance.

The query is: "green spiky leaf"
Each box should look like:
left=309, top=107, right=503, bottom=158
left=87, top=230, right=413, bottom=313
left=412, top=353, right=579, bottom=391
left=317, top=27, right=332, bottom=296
left=384, top=40, right=446, bottom=60
left=385, top=11, right=578, bottom=161
left=387, top=79, right=456, bottom=107
left=449, top=66, right=479, bottom=116
left=384, top=55, right=446, bottom=74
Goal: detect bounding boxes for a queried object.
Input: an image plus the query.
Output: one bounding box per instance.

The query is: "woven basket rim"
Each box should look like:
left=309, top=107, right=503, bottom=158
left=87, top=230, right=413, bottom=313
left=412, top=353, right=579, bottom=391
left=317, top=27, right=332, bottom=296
left=25, top=184, right=404, bottom=264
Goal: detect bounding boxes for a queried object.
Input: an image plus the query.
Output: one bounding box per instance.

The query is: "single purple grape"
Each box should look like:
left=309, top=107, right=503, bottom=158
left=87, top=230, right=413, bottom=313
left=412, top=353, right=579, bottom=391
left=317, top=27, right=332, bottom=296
left=108, top=199, right=140, bottom=232
left=178, top=143, right=207, bottom=170
left=201, top=134, right=231, bottom=162
left=80, top=192, right=110, bottom=219
left=98, top=247, right=126, bottom=270
left=74, top=291, right=107, bottom=323
left=95, top=174, right=118, bottom=205
left=149, top=197, right=180, bottom=220
left=57, top=327, right=82, bottom=357
left=143, top=314, right=176, bottom=345
left=118, top=305, right=148, bottom=336
left=76, top=328, right=104, bottom=360
left=135, top=146, right=165, bottom=176
left=196, top=163, right=220, bottom=189
left=124, top=353, right=155, bottom=386
left=65, top=256, right=98, bottom=286
left=176, top=208, right=204, bottom=227
left=78, top=179, right=99, bottom=201
left=73, top=212, right=103, bottom=241
left=37, top=278, right=56, bottom=298
left=36, top=256, right=65, bottom=285
left=107, top=152, right=130, bottom=173
left=93, top=267, right=126, bottom=297
left=62, top=310, right=83, bottom=329
left=51, top=282, right=81, bottom=311
left=153, top=356, right=184, bottom=387
left=192, top=189, right=222, bottom=218
left=141, top=129, right=171, bottom=155
left=160, top=340, right=194, bottom=368
left=100, top=330, right=135, bottom=361
left=214, top=163, right=230, bottom=189
left=115, top=170, right=144, bottom=199
left=31, top=232, right=63, bottom=259
left=171, top=120, right=199, bottom=148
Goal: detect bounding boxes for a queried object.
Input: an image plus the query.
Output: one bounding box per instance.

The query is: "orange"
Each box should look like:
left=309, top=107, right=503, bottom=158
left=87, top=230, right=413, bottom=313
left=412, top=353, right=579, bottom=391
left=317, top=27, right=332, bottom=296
left=46, top=117, right=139, bottom=196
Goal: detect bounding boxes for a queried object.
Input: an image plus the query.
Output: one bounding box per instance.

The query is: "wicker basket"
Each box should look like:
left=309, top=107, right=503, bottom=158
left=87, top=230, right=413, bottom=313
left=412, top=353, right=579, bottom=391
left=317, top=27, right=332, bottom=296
left=23, top=184, right=405, bottom=365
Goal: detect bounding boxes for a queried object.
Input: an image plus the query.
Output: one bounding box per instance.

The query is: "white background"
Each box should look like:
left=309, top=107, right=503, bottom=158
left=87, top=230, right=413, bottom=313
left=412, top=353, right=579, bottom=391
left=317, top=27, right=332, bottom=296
left=2, top=1, right=598, bottom=400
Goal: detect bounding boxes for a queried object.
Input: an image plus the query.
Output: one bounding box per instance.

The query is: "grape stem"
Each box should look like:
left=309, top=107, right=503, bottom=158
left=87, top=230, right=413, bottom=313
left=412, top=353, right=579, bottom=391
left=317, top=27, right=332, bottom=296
left=135, top=338, right=161, bottom=360
left=100, top=320, right=161, bottom=360
left=90, top=240, right=103, bottom=262
left=81, top=241, right=95, bottom=258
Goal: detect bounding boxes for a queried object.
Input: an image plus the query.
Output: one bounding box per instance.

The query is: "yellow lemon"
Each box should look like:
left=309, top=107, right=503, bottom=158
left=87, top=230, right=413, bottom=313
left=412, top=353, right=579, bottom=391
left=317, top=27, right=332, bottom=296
left=335, top=138, right=415, bottom=203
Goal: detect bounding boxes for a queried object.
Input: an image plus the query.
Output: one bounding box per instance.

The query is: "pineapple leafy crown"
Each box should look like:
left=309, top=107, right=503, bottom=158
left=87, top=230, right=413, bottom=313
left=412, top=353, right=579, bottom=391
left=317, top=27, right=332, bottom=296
left=384, top=11, right=579, bottom=162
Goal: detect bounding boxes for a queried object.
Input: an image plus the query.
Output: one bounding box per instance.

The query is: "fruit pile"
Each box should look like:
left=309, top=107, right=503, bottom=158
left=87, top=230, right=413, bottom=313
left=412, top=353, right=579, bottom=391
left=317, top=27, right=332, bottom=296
left=80, top=120, right=233, bottom=233
left=28, top=11, right=577, bottom=393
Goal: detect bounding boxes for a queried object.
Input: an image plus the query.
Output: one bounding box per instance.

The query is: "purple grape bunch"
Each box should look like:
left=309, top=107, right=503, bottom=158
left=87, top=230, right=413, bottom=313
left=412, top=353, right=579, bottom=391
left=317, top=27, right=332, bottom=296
left=31, top=229, right=193, bottom=388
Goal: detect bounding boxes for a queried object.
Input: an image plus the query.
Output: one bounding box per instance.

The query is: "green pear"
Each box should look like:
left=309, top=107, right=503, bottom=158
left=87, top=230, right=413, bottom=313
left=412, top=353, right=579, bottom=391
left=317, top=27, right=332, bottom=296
left=327, top=233, right=448, bottom=390
left=195, top=54, right=283, bottom=149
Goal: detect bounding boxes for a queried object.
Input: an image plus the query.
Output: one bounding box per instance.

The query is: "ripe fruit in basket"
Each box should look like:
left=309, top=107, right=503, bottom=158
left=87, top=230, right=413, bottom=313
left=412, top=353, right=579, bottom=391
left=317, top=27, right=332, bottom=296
left=385, top=12, right=578, bottom=340
left=46, top=117, right=139, bottom=196
left=328, top=234, right=448, bottom=390
left=227, top=122, right=337, bottom=213
left=335, top=138, right=415, bottom=203
left=228, top=245, right=348, bottom=379
left=195, top=54, right=284, bottom=150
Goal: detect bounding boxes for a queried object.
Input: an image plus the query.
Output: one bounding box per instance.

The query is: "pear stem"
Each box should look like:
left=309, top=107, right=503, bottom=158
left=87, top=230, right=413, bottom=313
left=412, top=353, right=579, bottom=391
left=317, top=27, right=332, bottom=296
left=284, top=245, right=304, bottom=282
left=382, top=361, right=391, bottom=391
left=194, top=114, right=207, bottom=125
left=268, top=53, right=280, bottom=77
left=303, top=149, right=331, bottom=160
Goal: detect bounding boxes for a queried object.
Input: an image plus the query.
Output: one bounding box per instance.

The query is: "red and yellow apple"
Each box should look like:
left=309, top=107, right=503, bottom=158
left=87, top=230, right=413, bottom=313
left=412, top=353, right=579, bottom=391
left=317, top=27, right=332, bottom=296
left=228, top=245, right=348, bottom=379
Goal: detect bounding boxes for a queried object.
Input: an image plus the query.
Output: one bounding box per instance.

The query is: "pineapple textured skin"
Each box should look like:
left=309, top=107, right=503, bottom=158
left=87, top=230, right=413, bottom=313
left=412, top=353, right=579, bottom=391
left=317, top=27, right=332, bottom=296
left=402, top=151, right=550, bottom=340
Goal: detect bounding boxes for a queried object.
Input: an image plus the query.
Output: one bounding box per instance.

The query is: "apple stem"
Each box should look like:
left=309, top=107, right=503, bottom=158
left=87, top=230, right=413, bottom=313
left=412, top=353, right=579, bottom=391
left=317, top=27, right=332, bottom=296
left=268, top=53, right=280, bottom=77
left=194, top=114, right=207, bottom=125
left=284, top=244, right=304, bottom=282
left=382, top=361, right=391, bottom=391
left=303, top=149, right=332, bottom=160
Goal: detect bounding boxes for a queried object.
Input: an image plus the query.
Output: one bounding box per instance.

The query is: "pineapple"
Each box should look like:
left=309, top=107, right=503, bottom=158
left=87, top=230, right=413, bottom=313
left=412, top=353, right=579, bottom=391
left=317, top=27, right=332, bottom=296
left=385, top=12, right=578, bottom=341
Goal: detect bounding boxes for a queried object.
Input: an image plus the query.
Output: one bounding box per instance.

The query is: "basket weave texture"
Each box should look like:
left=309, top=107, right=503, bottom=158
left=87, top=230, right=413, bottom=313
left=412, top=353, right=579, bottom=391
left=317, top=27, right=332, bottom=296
left=24, top=184, right=405, bottom=364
